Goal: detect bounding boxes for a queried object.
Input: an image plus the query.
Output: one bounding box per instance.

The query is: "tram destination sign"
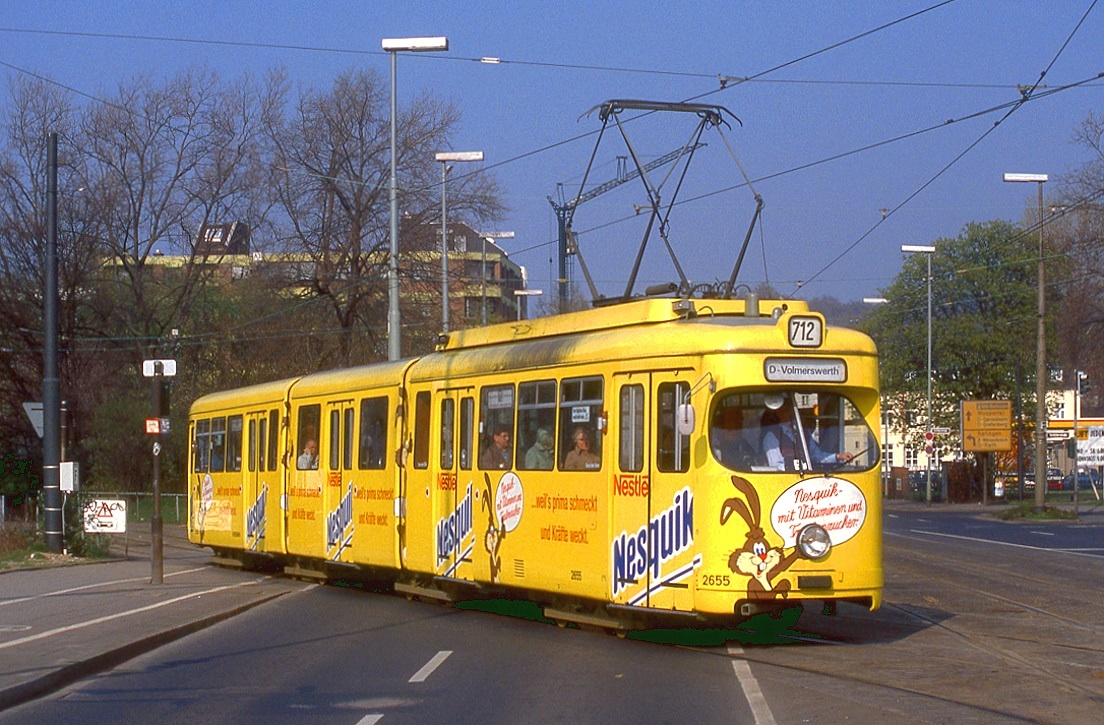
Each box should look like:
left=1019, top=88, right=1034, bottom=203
left=960, top=399, right=1012, bottom=452
left=763, top=357, right=846, bottom=383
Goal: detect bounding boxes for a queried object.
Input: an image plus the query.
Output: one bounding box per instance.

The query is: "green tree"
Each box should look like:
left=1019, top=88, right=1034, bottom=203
left=863, top=221, right=1040, bottom=455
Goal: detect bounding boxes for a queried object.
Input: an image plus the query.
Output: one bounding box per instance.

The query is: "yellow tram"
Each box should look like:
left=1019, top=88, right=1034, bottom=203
left=188, top=295, right=882, bottom=627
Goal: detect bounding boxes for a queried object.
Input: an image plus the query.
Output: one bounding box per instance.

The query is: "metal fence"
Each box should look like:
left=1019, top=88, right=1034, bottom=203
left=0, top=492, right=187, bottom=526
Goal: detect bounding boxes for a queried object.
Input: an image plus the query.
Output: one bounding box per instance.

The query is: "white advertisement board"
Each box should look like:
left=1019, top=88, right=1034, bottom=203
left=83, top=499, right=127, bottom=533
left=1078, top=426, right=1104, bottom=466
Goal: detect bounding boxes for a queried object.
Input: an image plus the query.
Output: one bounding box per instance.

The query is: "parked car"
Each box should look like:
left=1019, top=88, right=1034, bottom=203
left=908, top=470, right=944, bottom=500
left=1047, top=467, right=1064, bottom=491
left=1062, top=469, right=1101, bottom=491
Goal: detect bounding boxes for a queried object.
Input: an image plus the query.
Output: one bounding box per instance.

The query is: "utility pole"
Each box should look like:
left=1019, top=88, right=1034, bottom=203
left=144, top=358, right=175, bottom=584
left=43, top=132, right=63, bottom=553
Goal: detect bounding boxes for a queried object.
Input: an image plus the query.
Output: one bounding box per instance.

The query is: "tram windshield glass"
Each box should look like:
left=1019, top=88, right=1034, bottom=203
left=710, top=390, right=878, bottom=474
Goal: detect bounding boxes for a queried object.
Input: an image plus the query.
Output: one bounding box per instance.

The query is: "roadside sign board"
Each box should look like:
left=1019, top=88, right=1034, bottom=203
left=83, top=499, right=127, bottom=533
left=961, top=399, right=1012, bottom=452
left=142, top=359, right=177, bottom=377
left=1079, top=426, right=1104, bottom=466
left=22, top=402, right=43, bottom=438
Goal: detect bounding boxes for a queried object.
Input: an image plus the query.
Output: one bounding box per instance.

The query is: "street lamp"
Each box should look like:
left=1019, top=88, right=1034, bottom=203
left=902, top=244, right=936, bottom=505
left=383, top=35, right=448, bottom=361
left=1003, top=172, right=1048, bottom=512
left=513, top=289, right=543, bottom=320
left=434, top=150, right=483, bottom=334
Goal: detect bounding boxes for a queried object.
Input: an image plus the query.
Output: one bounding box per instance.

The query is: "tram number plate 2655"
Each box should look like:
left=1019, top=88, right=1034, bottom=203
left=788, top=316, right=822, bottom=348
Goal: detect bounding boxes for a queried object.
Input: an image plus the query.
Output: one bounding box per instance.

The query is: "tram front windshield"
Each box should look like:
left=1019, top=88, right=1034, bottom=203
left=710, top=391, right=878, bottom=474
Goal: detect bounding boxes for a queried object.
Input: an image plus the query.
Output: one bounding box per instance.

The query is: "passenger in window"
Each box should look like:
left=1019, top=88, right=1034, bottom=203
left=712, top=406, right=757, bottom=469
left=480, top=426, right=512, bottom=470
left=525, top=427, right=555, bottom=470
left=298, top=439, right=318, bottom=470
left=563, top=426, right=600, bottom=470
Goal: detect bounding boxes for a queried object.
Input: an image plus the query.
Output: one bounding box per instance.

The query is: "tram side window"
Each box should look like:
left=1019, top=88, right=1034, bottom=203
left=194, top=419, right=210, bottom=473
left=248, top=418, right=257, bottom=473
left=343, top=408, right=355, bottom=471
left=560, top=376, right=603, bottom=471
left=413, top=391, right=431, bottom=469
left=226, top=415, right=243, bottom=472
left=257, top=417, right=266, bottom=472
left=329, top=409, right=341, bottom=470
left=657, top=382, right=690, bottom=473
left=297, top=404, right=320, bottom=470
left=209, top=417, right=227, bottom=472
left=619, top=384, right=645, bottom=473
left=479, top=385, right=515, bottom=470
left=517, top=380, right=556, bottom=471
left=440, top=398, right=455, bottom=469
left=267, top=410, right=279, bottom=471
left=357, top=397, right=387, bottom=470
left=459, top=397, right=474, bottom=471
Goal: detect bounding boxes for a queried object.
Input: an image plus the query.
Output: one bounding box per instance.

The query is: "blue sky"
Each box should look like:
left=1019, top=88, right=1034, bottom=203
left=1, top=1, right=1101, bottom=304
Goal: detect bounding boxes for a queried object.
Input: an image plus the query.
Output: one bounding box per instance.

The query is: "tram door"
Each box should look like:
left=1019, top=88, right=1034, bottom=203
left=611, top=371, right=695, bottom=611
left=432, top=391, right=470, bottom=580
left=242, top=410, right=273, bottom=554
left=323, top=401, right=357, bottom=562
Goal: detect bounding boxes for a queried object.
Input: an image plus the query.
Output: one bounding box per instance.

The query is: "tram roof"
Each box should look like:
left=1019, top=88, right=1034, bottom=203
left=191, top=376, right=299, bottom=413
left=440, top=297, right=808, bottom=352
left=409, top=297, right=876, bottom=382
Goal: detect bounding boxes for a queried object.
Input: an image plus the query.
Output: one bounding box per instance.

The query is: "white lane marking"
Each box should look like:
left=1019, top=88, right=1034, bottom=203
left=409, top=650, right=452, bottom=683
left=356, top=715, right=384, bottom=725
left=890, top=529, right=1102, bottom=558
left=0, top=577, right=269, bottom=651
left=0, top=566, right=209, bottom=608
left=1030, top=531, right=1055, bottom=536
left=727, top=645, right=776, bottom=725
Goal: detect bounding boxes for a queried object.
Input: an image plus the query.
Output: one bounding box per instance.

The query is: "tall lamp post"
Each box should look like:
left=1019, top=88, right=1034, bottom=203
left=434, top=150, right=483, bottom=334
left=383, top=36, right=448, bottom=361
left=1003, top=172, right=1048, bottom=512
left=863, top=296, right=890, bottom=497
left=902, top=245, right=936, bottom=506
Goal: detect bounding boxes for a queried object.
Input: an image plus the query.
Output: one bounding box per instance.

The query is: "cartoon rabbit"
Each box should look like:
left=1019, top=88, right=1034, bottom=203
left=481, top=472, right=505, bottom=583
left=720, top=475, right=801, bottom=600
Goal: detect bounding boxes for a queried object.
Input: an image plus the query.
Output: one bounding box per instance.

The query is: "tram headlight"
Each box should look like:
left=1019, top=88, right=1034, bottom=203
left=796, top=524, right=831, bottom=559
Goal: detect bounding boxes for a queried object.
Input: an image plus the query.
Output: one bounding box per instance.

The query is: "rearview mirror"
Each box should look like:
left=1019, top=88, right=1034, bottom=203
left=676, top=403, right=695, bottom=436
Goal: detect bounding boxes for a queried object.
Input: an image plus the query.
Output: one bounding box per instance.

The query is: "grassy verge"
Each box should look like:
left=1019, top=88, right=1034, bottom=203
left=995, top=503, right=1082, bottom=521
left=0, top=508, right=116, bottom=570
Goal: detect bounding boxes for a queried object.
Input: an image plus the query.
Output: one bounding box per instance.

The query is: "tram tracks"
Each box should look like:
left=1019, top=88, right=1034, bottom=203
left=671, top=534, right=1104, bottom=722
left=885, top=538, right=1104, bottom=638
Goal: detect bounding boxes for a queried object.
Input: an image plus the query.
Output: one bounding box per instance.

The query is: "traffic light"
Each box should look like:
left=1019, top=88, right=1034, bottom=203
left=1078, top=373, right=1090, bottom=396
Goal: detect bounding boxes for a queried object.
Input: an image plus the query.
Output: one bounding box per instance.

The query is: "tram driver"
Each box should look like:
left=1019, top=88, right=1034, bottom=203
left=761, top=396, right=853, bottom=472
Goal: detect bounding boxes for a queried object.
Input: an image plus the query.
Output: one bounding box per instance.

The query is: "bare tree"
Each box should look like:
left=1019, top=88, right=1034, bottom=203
left=1053, top=111, right=1104, bottom=414
left=264, top=68, right=503, bottom=365
left=75, top=69, right=268, bottom=359
left=0, top=75, right=94, bottom=458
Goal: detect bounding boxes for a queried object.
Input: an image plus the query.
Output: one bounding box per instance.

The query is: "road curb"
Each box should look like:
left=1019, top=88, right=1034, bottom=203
left=0, top=588, right=288, bottom=712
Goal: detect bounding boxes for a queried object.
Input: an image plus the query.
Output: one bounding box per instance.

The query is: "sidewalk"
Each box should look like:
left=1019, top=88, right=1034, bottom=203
left=882, top=496, right=1104, bottom=517
left=0, top=525, right=296, bottom=712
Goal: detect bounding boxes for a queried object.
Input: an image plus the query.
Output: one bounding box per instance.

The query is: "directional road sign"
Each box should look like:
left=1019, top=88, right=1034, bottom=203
left=961, top=399, right=1012, bottom=452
